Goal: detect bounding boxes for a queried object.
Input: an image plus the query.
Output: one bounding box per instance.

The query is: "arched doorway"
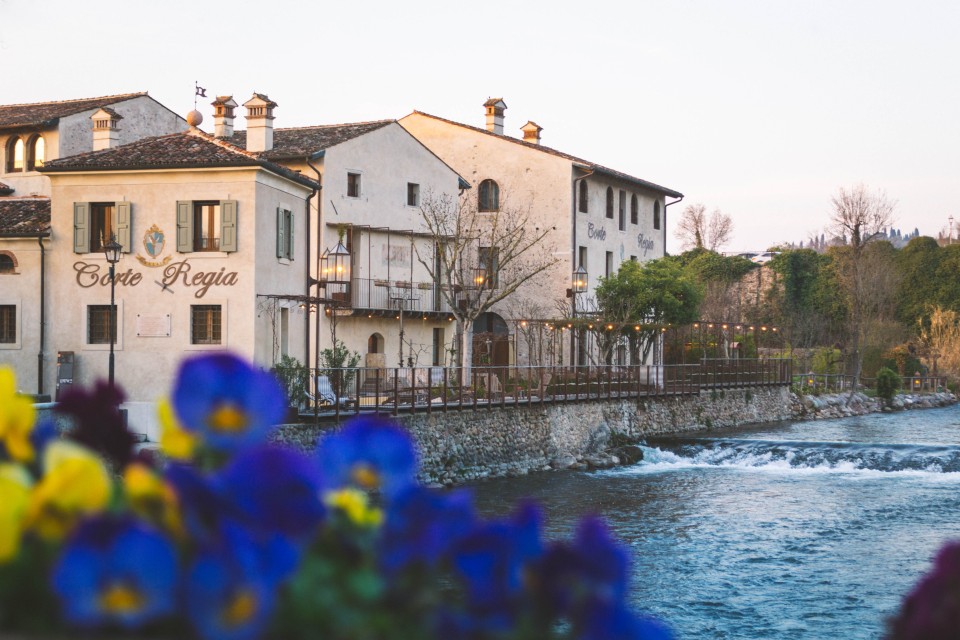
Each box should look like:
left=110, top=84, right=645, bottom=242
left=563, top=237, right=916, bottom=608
left=473, top=312, right=510, bottom=368
left=366, top=333, right=386, bottom=380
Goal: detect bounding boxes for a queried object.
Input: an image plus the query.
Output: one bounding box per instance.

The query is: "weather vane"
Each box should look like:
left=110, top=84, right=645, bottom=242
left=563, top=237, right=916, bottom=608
left=194, top=81, right=207, bottom=108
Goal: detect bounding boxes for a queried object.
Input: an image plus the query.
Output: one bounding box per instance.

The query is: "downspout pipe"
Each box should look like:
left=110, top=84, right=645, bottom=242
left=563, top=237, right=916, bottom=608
left=37, top=232, right=46, bottom=396
left=304, top=183, right=318, bottom=376
left=663, top=195, right=684, bottom=256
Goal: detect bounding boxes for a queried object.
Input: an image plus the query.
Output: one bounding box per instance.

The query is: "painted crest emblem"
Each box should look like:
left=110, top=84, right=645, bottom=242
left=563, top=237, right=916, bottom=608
left=136, top=224, right=172, bottom=267
left=144, top=224, right=165, bottom=258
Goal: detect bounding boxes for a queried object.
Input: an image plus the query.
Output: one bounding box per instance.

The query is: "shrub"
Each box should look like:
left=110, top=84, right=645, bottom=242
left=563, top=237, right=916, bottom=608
left=875, top=366, right=901, bottom=404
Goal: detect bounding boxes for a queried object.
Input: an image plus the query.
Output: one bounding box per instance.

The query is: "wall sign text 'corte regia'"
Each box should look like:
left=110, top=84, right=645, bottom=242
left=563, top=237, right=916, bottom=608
left=73, top=260, right=239, bottom=298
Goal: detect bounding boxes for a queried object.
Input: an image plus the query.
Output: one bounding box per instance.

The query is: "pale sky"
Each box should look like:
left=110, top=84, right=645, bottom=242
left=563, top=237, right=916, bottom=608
left=3, top=0, right=958, bottom=253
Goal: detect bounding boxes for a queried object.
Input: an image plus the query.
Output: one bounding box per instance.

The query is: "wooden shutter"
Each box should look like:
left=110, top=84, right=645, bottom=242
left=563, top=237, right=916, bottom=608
left=115, top=201, right=131, bottom=252
left=220, top=200, right=238, bottom=252
left=176, top=201, right=193, bottom=252
left=286, top=209, right=294, bottom=260
left=73, top=202, right=90, bottom=253
left=276, top=207, right=285, bottom=258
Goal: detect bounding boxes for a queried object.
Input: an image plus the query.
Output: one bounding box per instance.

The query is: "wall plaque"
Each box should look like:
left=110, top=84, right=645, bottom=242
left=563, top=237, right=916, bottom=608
left=136, top=313, right=172, bottom=337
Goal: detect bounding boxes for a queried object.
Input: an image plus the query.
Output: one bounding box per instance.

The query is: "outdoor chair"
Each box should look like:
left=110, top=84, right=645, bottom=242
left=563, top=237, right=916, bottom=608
left=306, top=374, right=355, bottom=409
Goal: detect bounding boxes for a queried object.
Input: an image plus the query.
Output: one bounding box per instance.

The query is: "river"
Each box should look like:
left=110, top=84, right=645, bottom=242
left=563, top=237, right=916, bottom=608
left=468, top=404, right=960, bottom=639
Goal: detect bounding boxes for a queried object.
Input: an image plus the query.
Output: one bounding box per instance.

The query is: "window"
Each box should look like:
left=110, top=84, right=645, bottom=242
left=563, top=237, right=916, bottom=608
left=191, top=305, right=222, bottom=345
left=0, top=253, right=15, bottom=274
left=0, top=305, right=15, bottom=344
left=478, top=246, right=499, bottom=289
left=176, top=200, right=237, bottom=253
left=478, top=179, right=499, bottom=212
left=605, top=251, right=613, bottom=277
left=578, top=181, right=589, bottom=213
left=578, top=246, right=587, bottom=269
left=87, top=305, right=116, bottom=345
left=605, top=187, right=613, bottom=219
left=73, top=202, right=131, bottom=254
left=432, top=327, right=445, bottom=366
left=276, top=207, right=294, bottom=260
left=618, top=190, right=626, bottom=231
left=407, top=182, right=420, bottom=207
left=347, top=172, right=361, bottom=198
left=5, top=137, right=24, bottom=173
left=654, top=201, right=661, bottom=230
left=630, top=255, right=637, bottom=262
left=631, top=195, right=638, bottom=225
left=27, top=135, right=44, bottom=170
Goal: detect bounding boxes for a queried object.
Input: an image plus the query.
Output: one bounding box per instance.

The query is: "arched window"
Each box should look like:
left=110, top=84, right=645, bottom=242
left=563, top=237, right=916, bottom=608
left=478, top=179, right=499, bottom=212
left=27, top=135, right=44, bottom=170
left=5, top=137, right=24, bottom=173
left=0, top=253, right=15, bottom=274
left=578, top=180, right=589, bottom=213
left=368, top=333, right=384, bottom=353
left=605, top=187, right=614, bottom=219
left=630, top=195, right=638, bottom=225
left=653, top=201, right=661, bottom=230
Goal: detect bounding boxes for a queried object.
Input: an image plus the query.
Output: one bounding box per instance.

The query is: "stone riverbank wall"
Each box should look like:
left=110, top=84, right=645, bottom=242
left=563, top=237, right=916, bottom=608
left=274, top=386, right=794, bottom=485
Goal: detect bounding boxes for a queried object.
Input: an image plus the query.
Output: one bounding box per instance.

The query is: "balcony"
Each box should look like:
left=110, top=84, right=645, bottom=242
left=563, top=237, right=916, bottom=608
left=336, top=278, right=455, bottom=316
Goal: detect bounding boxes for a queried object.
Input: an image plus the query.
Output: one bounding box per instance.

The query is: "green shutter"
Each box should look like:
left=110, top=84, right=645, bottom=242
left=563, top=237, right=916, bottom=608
left=276, top=207, right=285, bottom=258
left=220, top=200, right=238, bottom=252
left=73, top=202, right=90, bottom=253
left=176, top=201, right=193, bottom=252
left=115, top=201, right=131, bottom=252
left=287, top=209, right=294, bottom=260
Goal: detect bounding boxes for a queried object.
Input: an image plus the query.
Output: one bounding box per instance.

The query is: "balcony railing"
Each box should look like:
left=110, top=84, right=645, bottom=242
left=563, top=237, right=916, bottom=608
left=285, top=358, right=793, bottom=420
left=346, top=278, right=454, bottom=314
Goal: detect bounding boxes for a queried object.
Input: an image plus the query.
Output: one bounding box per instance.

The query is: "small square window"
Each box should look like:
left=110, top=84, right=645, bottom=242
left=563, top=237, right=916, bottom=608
left=407, top=182, right=420, bottom=207
left=0, top=305, right=16, bottom=344
left=87, top=305, right=116, bottom=345
left=192, top=305, right=222, bottom=345
left=347, top=173, right=361, bottom=198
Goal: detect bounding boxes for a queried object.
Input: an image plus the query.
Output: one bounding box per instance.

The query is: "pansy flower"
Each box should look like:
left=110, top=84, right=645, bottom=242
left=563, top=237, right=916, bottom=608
left=172, top=353, right=286, bottom=453
left=0, top=366, right=37, bottom=463
left=890, top=540, right=960, bottom=639
left=579, top=603, right=674, bottom=640
left=185, top=523, right=291, bottom=640
left=51, top=516, right=178, bottom=629
left=157, top=397, right=199, bottom=461
left=25, top=440, right=112, bottom=541
left=57, top=381, right=135, bottom=469
left=124, top=462, right=184, bottom=538
left=324, top=487, right=383, bottom=528
left=0, top=462, right=33, bottom=562
left=316, top=417, right=417, bottom=498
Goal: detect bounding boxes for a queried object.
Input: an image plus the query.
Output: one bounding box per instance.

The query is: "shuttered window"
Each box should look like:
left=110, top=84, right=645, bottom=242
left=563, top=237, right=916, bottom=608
left=276, top=207, right=294, bottom=259
left=73, top=202, right=131, bottom=254
left=177, top=200, right=238, bottom=253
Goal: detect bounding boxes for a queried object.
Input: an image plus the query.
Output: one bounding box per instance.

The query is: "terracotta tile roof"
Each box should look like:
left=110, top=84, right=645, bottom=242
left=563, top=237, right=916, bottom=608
left=0, top=182, right=12, bottom=196
left=0, top=92, right=147, bottom=131
left=39, top=130, right=319, bottom=190
left=404, top=111, right=683, bottom=198
left=0, top=197, right=51, bottom=237
left=225, top=120, right=394, bottom=160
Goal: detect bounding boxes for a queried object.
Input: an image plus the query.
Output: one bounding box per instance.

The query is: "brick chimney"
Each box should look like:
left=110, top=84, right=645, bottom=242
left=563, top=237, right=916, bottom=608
left=521, top=121, right=542, bottom=145
left=91, top=108, right=122, bottom=151
left=483, top=98, right=507, bottom=135
left=212, top=96, right=238, bottom=138
left=243, top=93, right=277, bottom=152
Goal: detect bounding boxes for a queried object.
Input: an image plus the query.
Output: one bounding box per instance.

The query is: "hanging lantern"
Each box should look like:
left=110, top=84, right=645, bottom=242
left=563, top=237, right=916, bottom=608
left=327, top=241, right=351, bottom=285
left=572, top=265, right=588, bottom=293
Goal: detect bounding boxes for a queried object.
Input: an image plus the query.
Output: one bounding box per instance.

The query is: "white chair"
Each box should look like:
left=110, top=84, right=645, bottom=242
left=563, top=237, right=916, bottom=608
left=307, top=374, right=354, bottom=408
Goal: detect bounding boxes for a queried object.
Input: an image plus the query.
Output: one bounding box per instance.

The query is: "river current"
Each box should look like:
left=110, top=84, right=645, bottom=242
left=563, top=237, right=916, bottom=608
left=468, top=404, right=960, bottom=639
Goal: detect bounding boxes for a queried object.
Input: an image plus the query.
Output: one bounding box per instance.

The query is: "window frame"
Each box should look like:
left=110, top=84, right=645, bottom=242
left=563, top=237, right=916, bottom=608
left=26, top=134, right=44, bottom=171
left=578, top=180, right=589, bottom=213
left=0, top=252, right=16, bottom=274
left=89, top=202, right=117, bottom=254
left=654, top=200, right=661, bottom=230
left=630, top=194, right=638, bottom=225
left=605, top=251, right=613, bottom=278
left=347, top=172, right=362, bottom=198
left=478, top=179, right=500, bottom=212
left=193, top=201, right=222, bottom=252
left=276, top=206, right=294, bottom=260
left=478, top=246, right=500, bottom=289
left=0, top=302, right=20, bottom=349
left=605, top=187, right=614, bottom=219
left=190, top=304, right=223, bottom=346
left=5, top=137, right=23, bottom=173
left=176, top=200, right=237, bottom=253
left=84, top=302, right=123, bottom=351
left=618, top=190, right=626, bottom=231
left=407, top=182, right=420, bottom=207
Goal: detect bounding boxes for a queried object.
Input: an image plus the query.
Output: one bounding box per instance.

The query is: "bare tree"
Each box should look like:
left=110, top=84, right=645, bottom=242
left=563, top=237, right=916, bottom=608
left=675, top=203, right=734, bottom=251
left=414, top=191, right=559, bottom=379
left=827, top=183, right=896, bottom=397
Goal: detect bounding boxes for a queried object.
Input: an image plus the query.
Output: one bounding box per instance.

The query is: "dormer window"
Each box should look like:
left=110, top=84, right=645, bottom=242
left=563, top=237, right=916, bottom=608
left=479, top=179, right=499, bottom=212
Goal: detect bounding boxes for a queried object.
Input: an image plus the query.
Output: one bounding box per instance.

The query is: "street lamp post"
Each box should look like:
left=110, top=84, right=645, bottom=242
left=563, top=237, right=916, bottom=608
left=569, top=265, right=588, bottom=366
left=103, top=238, right=123, bottom=387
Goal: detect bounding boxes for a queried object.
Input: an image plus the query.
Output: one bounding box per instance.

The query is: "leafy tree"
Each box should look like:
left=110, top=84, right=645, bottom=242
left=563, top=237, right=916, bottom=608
left=319, top=340, right=361, bottom=396
left=595, top=258, right=701, bottom=364
left=895, top=236, right=943, bottom=328
left=765, top=249, right=846, bottom=348
left=681, top=250, right=756, bottom=321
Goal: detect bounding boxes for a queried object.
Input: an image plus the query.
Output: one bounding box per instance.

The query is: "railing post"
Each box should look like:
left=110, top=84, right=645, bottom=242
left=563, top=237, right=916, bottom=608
left=393, top=368, right=399, bottom=417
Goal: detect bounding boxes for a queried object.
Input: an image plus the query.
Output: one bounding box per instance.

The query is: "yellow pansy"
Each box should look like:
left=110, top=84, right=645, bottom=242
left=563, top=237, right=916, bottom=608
left=0, top=463, right=33, bottom=562
left=0, top=367, right=36, bottom=463
left=124, top=462, right=183, bottom=537
left=324, top=488, right=384, bottom=528
left=158, top=397, right=199, bottom=461
left=26, top=441, right=112, bottom=541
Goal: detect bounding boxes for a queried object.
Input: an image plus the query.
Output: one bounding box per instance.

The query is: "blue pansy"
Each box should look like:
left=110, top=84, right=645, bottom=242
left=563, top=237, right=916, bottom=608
left=379, top=486, right=476, bottom=574
left=172, top=353, right=286, bottom=452
left=185, top=523, right=286, bottom=640
left=217, top=445, right=325, bottom=539
left=51, top=516, right=177, bottom=629
left=316, top=416, right=417, bottom=498
left=166, top=462, right=243, bottom=545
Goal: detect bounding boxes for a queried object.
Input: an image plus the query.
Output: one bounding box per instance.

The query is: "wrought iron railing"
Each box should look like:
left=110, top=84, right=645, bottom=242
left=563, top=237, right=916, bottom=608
left=346, top=278, right=453, bottom=314
left=287, top=358, right=793, bottom=420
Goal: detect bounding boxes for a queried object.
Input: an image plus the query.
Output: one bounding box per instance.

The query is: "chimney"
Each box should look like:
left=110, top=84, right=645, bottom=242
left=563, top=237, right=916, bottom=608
left=91, top=108, right=122, bottom=151
left=483, top=98, right=507, bottom=135
left=521, top=121, right=543, bottom=145
left=243, top=93, right=277, bottom=152
left=211, top=96, right=238, bottom=138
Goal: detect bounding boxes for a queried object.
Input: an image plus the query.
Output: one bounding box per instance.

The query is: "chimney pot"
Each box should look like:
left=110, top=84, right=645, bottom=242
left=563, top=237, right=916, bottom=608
left=90, top=107, right=123, bottom=151
left=483, top=98, right=507, bottom=135
left=212, top=96, right=238, bottom=138
left=521, top=120, right=543, bottom=145
left=243, top=93, right=277, bottom=152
